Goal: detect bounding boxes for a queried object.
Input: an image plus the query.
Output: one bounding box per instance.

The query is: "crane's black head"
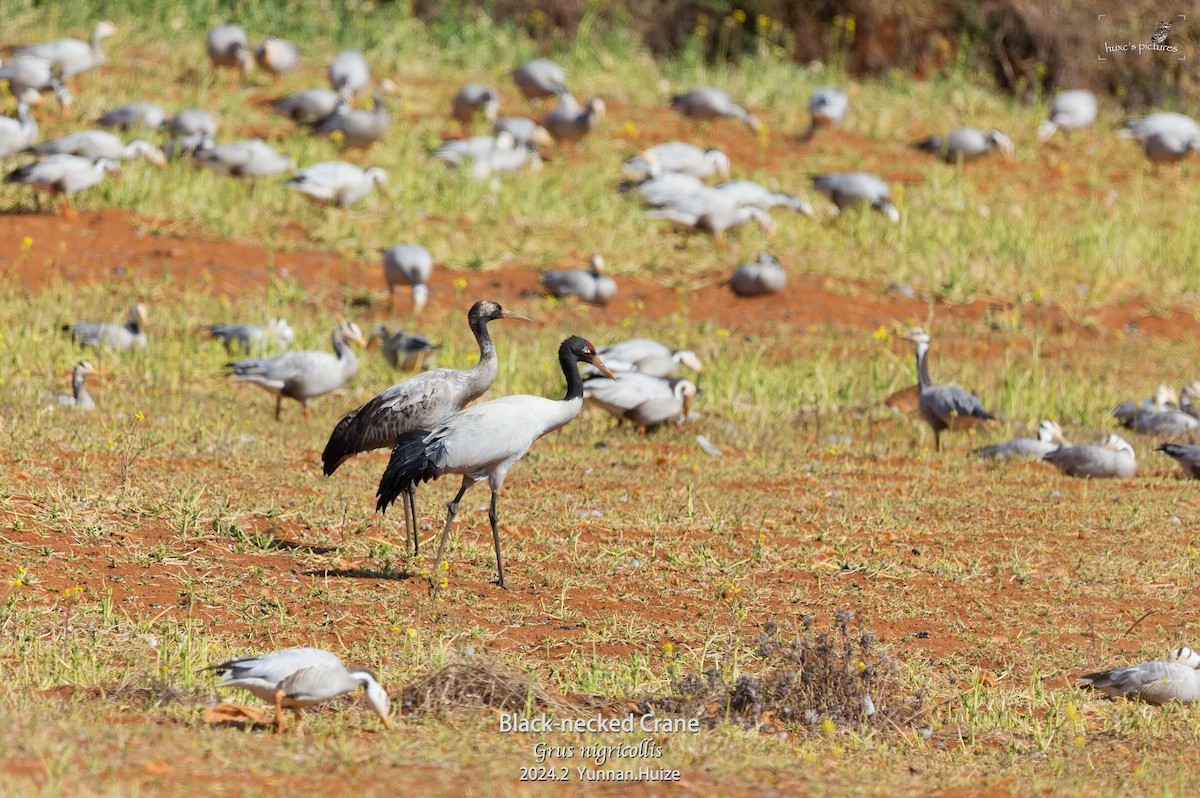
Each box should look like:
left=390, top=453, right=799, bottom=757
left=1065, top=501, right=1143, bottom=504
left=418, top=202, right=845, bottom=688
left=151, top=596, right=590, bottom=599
left=561, top=335, right=614, bottom=378
left=468, top=300, right=532, bottom=324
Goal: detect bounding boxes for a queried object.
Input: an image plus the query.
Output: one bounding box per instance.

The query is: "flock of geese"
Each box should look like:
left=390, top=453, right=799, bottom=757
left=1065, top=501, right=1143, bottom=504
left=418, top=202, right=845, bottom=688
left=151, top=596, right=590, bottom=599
left=16, top=20, right=1200, bottom=727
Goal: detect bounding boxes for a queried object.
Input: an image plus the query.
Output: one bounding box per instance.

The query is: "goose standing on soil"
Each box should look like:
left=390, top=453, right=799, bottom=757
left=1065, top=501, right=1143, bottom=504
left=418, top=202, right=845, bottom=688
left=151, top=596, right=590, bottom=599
left=167, top=108, right=218, bottom=140
left=254, top=38, right=300, bottom=76
left=30, top=131, right=166, bottom=167
left=206, top=24, right=254, bottom=76
left=0, top=57, right=72, bottom=110
left=905, top=328, right=995, bottom=452
left=670, top=88, right=761, bottom=131
left=1078, top=646, right=1200, bottom=705
left=64, top=303, right=147, bottom=352
left=584, top=372, right=697, bottom=432
left=543, top=95, right=605, bottom=144
left=728, top=251, right=785, bottom=297
left=40, top=361, right=97, bottom=411
left=98, top=102, right=166, bottom=132
left=714, top=181, right=815, bottom=216
left=382, top=244, right=433, bottom=313
left=1042, top=434, right=1136, bottom=479
left=328, top=50, right=371, bottom=100
left=6, top=155, right=119, bottom=211
left=273, top=88, right=344, bottom=125
left=195, top=139, right=293, bottom=177
left=322, top=301, right=530, bottom=555
left=1037, top=90, right=1097, bottom=142
left=205, top=647, right=391, bottom=733
left=226, top=321, right=366, bottom=421
left=203, top=318, right=294, bottom=354
left=451, top=83, right=500, bottom=126
left=313, top=79, right=396, bottom=149
left=973, top=420, right=1068, bottom=460
left=512, top=59, right=567, bottom=103
left=368, top=324, right=440, bottom=371
left=812, top=172, right=901, bottom=223
left=17, top=21, right=116, bottom=80
left=376, top=336, right=613, bottom=588
left=916, top=127, right=1014, bottom=163
left=286, top=161, right=388, bottom=209
left=585, top=338, right=703, bottom=378
left=0, top=102, right=39, bottom=158
left=622, top=142, right=731, bottom=181
left=1156, top=443, right=1200, bottom=478
left=540, top=254, right=617, bottom=305
left=803, top=86, right=848, bottom=139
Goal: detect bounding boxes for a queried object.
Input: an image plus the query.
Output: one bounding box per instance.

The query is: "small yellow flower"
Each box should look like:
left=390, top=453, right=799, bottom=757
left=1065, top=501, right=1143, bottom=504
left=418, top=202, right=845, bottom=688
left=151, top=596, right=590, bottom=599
left=756, top=14, right=770, bottom=30
left=1032, top=287, right=1044, bottom=301
left=134, top=411, right=145, bottom=422
left=623, top=120, right=639, bottom=136
left=827, top=446, right=837, bottom=456
left=406, top=627, right=417, bottom=638
left=454, top=277, right=468, bottom=291
left=872, top=325, right=890, bottom=341
left=21, top=236, right=32, bottom=249
left=438, top=576, right=448, bottom=589
left=732, top=9, right=746, bottom=23
left=329, top=129, right=345, bottom=145
left=716, top=328, right=730, bottom=338
left=663, top=642, right=674, bottom=655
left=106, top=439, right=116, bottom=451
left=440, top=560, right=449, bottom=571
left=820, top=718, right=837, bottom=737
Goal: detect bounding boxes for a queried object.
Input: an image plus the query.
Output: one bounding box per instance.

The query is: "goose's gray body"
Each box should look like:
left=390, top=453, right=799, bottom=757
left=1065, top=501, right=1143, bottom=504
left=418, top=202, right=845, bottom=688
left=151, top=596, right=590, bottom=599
left=543, top=95, right=605, bottom=143
left=584, top=338, right=702, bottom=378
left=670, top=87, right=760, bottom=131
left=206, top=24, right=253, bottom=74
left=452, top=83, right=500, bottom=124
left=286, top=161, right=387, bottom=208
left=584, top=372, right=697, bottom=431
left=0, top=102, right=38, bottom=157
left=204, top=319, right=294, bottom=354
left=728, top=252, right=785, bottom=297
left=313, top=81, right=394, bottom=149
left=168, top=108, right=218, bottom=139
left=1037, top=90, right=1097, bottom=141
left=31, top=131, right=165, bottom=166
left=512, top=59, right=567, bottom=101
left=918, top=127, right=1013, bottom=163
left=715, top=181, right=814, bottom=216
left=206, top=647, right=390, bottom=730
left=195, top=139, right=293, bottom=177
left=541, top=255, right=616, bottom=305
left=1079, top=647, right=1200, bottom=705
left=98, top=102, right=166, bottom=132
left=906, top=328, right=995, bottom=451
left=973, top=420, right=1067, bottom=460
left=812, top=172, right=900, bottom=222
left=328, top=50, right=370, bottom=100
left=65, top=303, right=147, bottom=352
left=369, top=324, right=439, bottom=371
left=492, top=117, right=552, bottom=148
left=646, top=188, right=776, bottom=237
left=1157, top=443, right=1200, bottom=478
left=6, top=154, right=119, bottom=199
left=1042, top=434, right=1136, bottom=479
left=382, top=244, right=433, bottom=312
left=274, top=89, right=344, bottom=125
left=226, top=322, right=364, bottom=419
left=16, top=21, right=116, bottom=80
left=806, top=86, right=848, bottom=136
left=0, top=56, right=71, bottom=109
left=623, top=142, right=731, bottom=181
left=255, top=38, right=300, bottom=76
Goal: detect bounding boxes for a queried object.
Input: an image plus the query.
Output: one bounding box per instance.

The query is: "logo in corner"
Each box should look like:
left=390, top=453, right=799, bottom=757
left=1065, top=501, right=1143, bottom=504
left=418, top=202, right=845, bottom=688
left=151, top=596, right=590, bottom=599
left=1151, top=20, right=1171, bottom=46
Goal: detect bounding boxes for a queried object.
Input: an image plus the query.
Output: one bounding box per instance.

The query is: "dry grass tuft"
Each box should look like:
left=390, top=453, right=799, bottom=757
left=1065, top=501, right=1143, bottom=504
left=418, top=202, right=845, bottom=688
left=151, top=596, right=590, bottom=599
left=641, top=612, right=926, bottom=734
left=401, top=661, right=578, bottom=717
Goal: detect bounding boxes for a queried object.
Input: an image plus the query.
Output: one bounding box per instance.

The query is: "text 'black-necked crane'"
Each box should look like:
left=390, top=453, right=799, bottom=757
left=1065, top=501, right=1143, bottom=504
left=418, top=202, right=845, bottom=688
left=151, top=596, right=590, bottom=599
left=322, top=301, right=530, bottom=556
left=375, top=336, right=614, bottom=589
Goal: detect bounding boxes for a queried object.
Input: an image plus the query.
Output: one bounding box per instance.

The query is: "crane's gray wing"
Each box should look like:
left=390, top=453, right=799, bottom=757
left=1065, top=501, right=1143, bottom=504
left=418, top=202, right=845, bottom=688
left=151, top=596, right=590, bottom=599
left=322, top=370, right=469, bottom=474
left=923, top=385, right=995, bottom=424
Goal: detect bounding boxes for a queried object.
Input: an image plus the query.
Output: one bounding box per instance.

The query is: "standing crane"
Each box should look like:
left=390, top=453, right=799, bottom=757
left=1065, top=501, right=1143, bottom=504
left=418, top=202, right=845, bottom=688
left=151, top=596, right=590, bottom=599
left=376, top=336, right=613, bottom=588
left=322, top=301, right=529, bottom=555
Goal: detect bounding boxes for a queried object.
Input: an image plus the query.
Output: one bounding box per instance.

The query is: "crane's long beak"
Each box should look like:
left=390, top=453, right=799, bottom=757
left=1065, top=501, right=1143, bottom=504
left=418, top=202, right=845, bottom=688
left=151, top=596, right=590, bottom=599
left=500, top=310, right=532, bottom=322
left=587, top=354, right=615, bottom=379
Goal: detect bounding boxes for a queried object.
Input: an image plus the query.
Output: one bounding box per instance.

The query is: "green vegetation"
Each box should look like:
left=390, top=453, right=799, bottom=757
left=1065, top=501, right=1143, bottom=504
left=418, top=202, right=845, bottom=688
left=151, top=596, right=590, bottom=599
left=1, top=5, right=1200, bottom=796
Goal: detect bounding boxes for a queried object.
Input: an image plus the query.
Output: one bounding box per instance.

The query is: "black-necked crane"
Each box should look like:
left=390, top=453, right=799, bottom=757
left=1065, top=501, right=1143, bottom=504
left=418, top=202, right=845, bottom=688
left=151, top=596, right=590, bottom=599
left=322, top=301, right=529, bottom=555
left=375, top=336, right=613, bottom=589
left=905, top=328, right=996, bottom=452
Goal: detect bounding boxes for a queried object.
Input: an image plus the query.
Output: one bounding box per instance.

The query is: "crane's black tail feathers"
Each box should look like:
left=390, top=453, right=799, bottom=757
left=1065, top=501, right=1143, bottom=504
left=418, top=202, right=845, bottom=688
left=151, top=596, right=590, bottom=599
left=321, top=407, right=363, bottom=476
left=376, top=429, right=436, bottom=513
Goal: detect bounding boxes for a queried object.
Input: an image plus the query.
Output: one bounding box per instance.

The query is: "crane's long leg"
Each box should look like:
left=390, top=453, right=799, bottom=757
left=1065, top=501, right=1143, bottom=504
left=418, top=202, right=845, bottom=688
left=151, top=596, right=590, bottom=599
left=406, top=485, right=419, bottom=555
left=401, top=485, right=414, bottom=556
left=489, top=488, right=505, bottom=589
left=274, top=395, right=282, bottom=421
left=431, top=476, right=472, bottom=587
left=273, top=689, right=286, bottom=733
